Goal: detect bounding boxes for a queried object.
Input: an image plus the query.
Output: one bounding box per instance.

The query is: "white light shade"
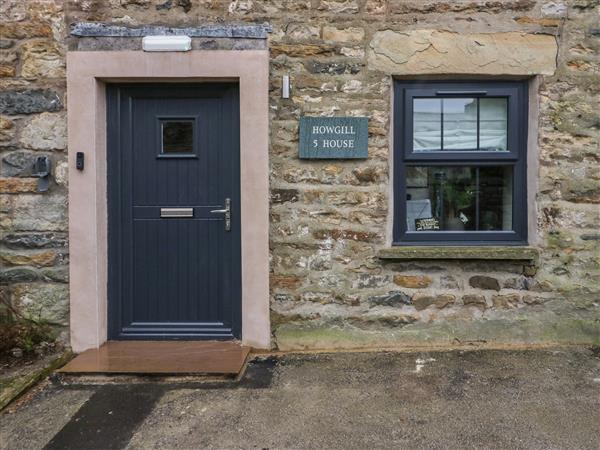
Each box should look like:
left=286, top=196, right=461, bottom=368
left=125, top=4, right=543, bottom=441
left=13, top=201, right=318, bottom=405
left=142, top=35, right=191, bottom=52
left=282, top=75, right=290, bottom=99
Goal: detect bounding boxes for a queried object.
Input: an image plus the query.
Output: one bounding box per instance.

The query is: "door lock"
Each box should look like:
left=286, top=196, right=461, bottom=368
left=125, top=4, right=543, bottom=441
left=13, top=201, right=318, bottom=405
left=210, top=198, right=231, bottom=231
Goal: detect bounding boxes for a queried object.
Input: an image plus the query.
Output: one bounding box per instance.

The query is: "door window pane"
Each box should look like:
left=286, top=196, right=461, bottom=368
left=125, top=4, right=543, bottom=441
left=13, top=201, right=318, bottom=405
left=413, top=99, right=441, bottom=151
left=406, top=166, right=512, bottom=231
left=161, top=120, right=194, bottom=154
left=442, top=98, right=477, bottom=150
left=479, top=98, right=508, bottom=151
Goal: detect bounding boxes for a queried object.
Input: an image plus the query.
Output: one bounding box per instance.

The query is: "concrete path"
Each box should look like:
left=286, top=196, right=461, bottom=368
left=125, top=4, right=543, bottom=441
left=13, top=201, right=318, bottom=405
left=1, top=348, right=599, bottom=449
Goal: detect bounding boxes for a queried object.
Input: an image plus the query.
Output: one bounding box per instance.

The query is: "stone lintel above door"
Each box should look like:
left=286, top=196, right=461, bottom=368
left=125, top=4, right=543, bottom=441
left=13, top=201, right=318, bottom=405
left=68, top=22, right=271, bottom=51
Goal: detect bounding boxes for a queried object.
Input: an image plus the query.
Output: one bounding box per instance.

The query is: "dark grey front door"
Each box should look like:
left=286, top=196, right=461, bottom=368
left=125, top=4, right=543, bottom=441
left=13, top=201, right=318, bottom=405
left=107, top=84, right=241, bottom=340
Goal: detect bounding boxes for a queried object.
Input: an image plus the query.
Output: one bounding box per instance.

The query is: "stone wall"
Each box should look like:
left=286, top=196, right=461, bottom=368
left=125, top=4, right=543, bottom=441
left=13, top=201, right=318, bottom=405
left=1, top=1, right=69, bottom=331
left=1, top=0, right=598, bottom=349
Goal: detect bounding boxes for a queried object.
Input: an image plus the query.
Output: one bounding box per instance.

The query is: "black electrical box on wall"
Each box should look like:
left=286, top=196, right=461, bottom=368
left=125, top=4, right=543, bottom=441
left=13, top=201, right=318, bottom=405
left=76, top=152, right=84, bottom=170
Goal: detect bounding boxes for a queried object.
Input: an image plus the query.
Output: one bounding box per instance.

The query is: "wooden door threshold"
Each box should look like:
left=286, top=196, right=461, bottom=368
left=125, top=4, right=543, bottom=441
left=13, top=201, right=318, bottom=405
left=58, top=341, right=250, bottom=375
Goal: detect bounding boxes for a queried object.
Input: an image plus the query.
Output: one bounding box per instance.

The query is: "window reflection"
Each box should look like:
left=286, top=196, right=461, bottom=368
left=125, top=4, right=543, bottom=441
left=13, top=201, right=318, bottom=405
left=406, top=166, right=513, bottom=231
left=480, top=98, right=507, bottom=151
left=443, top=98, right=477, bottom=150
left=413, top=99, right=442, bottom=151
left=412, top=97, right=508, bottom=152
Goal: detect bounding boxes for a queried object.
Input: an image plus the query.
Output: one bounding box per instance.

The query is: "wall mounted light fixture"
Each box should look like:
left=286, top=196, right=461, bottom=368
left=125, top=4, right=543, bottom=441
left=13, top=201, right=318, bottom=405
left=142, top=35, right=192, bottom=52
left=282, top=75, right=291, bottom=99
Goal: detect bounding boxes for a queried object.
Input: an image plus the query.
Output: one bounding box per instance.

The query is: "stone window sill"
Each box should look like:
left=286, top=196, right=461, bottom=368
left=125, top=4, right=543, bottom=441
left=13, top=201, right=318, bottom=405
left=377, top=246, right=539, bottom=264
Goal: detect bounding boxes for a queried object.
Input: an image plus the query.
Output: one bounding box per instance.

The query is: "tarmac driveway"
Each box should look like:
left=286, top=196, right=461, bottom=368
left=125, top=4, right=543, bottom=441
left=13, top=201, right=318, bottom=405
left=1, top=347, right=599, bottom=449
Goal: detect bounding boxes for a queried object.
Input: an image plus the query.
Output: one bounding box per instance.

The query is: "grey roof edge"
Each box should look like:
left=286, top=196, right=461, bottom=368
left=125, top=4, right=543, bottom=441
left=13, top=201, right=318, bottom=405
left=70, top=22, right=272, bottom=39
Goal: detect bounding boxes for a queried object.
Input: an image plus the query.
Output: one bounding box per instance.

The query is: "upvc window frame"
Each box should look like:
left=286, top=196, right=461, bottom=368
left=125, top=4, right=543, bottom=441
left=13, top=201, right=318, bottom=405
left=393, top=80, right=529, bottom=246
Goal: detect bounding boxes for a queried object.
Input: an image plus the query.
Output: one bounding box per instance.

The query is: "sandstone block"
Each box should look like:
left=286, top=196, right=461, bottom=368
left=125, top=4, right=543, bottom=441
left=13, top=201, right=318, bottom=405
left=435, top=294, right=456, bottom=309
left=503, top=276, right=529, bottom=290
left=313, top=229, right=379, bottom=243
left=365, top=0, right=386, bottom=14
left=492, top=294, right=520, bottom=309
left=340, top=47, right=365, bottom=58
left=21, top=113, right=67, bottom=150
left=341, top=79, right=362, bottom=93
left=368, top=30, right=557, bottom=76
left=390, top=0, right=536, bottom=14
left=0, top=89, right=62, bottom=115
left=0, top=116, right=14, bottom=140
left=54, top=160, right=68, bottom=186
left=271, top=275, right=303, bottom=290
left=0, top=48, right=16, bottom=65
left=318, top=0, right=359, bottom=14
left=528, top=280, right=554, bottom=293
left=301, top=291, right=334, bottom=304
left=515, top=17, right=562, bottom=26
left=286, top=23, right=320, bottom=40
left=12, top=283, right=69, bottom=326
left=0, top=22, right=53, bottom=39
left=0, top=66, right=16, bottom=77
left=305, top=190, right=386, bottom=208
left=228, top=0, right=253, bottom=14
left=561, top=177, right=600, bottom=204
left=322, top=26, right=365, bottom=43
left=0, top=178, right=38, bottom=194
left=20, top=41, right=65, bottom=79
left=462, top=294, right=487, bottom=308
left=0, top=249, right=57, bottom=267
left=283, top=1, right=311, bottom=11
left=469, top=275, right=501, bottom=291
left=352, top=166, right=386, bottom=184
left=522, top=294, right=546, bottom=305
left=351, top=313, right=419, bottom=328
left=271, top=43, right=335, bottom=58
left=411, top=294, right=456, bottom=311
left=393, top=275, right=432, bottom=288
left=347, top=210, right=386, bottom=225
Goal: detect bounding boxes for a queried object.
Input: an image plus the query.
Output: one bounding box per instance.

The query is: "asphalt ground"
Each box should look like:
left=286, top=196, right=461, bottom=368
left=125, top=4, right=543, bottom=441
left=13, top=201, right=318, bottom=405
left=1, top=347, right=599, bottom=450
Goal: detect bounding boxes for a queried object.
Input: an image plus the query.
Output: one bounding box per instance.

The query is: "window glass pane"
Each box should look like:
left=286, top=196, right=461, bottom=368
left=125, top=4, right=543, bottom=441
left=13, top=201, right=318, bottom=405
left=413, top=99, right=441, bottom=151
left=479, top=98, right=508, bottom=151
left=442, top=98, right=477, bottom=150
left=162, top=120, right=194, bottom=154
left=406, top=166, right=512, bottom=231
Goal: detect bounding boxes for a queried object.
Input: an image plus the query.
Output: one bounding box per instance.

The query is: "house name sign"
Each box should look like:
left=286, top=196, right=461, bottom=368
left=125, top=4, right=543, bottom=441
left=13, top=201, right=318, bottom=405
left=299, top=117, right=368, bottom=159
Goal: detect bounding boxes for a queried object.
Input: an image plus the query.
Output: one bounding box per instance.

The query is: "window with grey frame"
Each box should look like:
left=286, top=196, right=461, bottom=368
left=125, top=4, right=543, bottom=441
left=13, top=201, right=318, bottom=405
left=393, top=81, right=528, bottom=245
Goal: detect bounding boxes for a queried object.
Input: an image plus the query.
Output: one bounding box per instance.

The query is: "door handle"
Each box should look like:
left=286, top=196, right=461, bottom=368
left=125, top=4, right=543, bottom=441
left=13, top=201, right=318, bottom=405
left=210, top=198, right=231, bottom=231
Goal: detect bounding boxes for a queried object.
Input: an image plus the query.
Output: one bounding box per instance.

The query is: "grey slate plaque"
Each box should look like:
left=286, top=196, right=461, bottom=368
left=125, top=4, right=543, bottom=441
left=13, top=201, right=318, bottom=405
left=299, top=117, right=368, bottom=159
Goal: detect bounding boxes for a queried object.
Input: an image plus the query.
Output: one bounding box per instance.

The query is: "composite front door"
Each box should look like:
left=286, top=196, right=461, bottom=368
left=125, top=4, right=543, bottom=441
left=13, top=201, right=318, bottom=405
left=107, top=84, right=241, bottom=340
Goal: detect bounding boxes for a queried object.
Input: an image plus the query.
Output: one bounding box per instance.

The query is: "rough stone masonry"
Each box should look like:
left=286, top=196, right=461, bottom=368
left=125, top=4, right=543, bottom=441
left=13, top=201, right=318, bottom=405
left=0, top=0, right=598, bottom=350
